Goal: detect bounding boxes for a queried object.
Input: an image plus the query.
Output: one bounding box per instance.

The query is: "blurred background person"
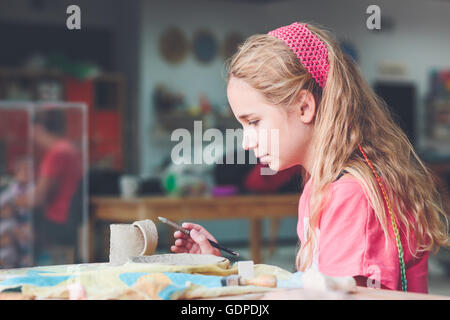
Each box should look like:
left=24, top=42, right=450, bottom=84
left=0, top=157, right=33, bottom=268
left=15, top=109, right=83, bottom=264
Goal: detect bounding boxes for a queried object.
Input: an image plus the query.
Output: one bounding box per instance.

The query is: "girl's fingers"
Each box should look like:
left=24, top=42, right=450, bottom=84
left=175, top=239, right=193, bottom=250
left=170, top=245, right=188, bottom=253
left=174, top=222, right=219, bottom=255
left=189, top=229, right=215, bottom=255
left=181, top=223, right=218, bottom=243
left=174, top=230, right=190, bottom=240
left=181, top=222, right=200, bottom=231
left=181, top=222, right=210, bottom=233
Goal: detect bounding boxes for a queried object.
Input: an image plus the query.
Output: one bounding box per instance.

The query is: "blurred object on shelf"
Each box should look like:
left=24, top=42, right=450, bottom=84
left=23, top=53, right=46, bottom=71
left=4, top=81, right=33, bottom=101
left=159, top=27, right=190, bottom=65
left=377, top=61, right=408, bottom=79
left=193, top=29, right=218, bottom=64
left=36, top=80, right=63, bottom=101
left=119, top=175, right=140, bottom=199
left=153, top=84, right=185, bottom=115
left=211, top=185, right=238, bottom=197
left=153, top=88, right=238, bottom=134
left=17, top=52, right=102, bottom=81
left=162, top=162, right=213, bottom=197
left=199, top=93, right=212, bottom=114
left=46, top=53, right=101, bottom=81
left=187, top=104, right=202, bottom=117
left=426, top=70, right=450, bottom=144
left=199, top=93, right=215, bottom=128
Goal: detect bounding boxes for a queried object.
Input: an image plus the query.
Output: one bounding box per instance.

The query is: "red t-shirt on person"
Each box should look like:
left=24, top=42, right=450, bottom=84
left=38, top=140, right=82, bottom=224
left=244, top=164, right=302, bottom=193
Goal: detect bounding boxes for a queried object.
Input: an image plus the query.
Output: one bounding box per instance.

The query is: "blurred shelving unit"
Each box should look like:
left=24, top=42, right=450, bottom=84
left=0, top=67, right=126, bottom=171
left=425, top=70, right=450, bottom=148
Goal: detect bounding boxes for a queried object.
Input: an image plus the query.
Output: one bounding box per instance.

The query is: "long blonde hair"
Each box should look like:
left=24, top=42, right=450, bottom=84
left=227, top=23, right=449, bottom=271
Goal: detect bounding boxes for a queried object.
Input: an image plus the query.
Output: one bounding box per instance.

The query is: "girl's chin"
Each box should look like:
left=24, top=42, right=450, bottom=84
left=260, top=156, right=289, bottom=172
left=268, top=160, right=281, bottom=172
left=268, top=160, right=299, bottom=173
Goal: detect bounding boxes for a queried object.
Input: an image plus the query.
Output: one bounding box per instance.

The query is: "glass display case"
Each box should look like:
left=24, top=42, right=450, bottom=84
left=0, top=102, right=88, bottom=268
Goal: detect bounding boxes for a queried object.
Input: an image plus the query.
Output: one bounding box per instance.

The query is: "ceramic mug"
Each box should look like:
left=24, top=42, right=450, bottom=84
left=119, top=175, right=139, bottom=198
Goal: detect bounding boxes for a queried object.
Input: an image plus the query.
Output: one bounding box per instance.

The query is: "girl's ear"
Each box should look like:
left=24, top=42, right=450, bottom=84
left=296, top=90, right=316, bottom=124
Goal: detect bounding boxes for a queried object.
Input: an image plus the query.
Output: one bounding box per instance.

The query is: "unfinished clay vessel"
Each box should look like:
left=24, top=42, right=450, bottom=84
left=109, top=219, right=158, bottom=265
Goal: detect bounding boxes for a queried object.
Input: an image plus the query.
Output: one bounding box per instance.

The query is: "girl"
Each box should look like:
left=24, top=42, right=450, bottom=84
left=170, top=22, right=449, bottom=293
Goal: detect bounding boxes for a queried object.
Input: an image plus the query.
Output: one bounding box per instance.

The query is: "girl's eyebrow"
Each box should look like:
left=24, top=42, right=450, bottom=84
left=238, top=113, right=256, bottom=121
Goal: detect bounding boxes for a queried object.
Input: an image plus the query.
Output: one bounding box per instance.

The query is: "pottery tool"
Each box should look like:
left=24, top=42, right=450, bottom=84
left=158, top=216, right=240, bottom=257
left=221, top=274, right=277, bottom=288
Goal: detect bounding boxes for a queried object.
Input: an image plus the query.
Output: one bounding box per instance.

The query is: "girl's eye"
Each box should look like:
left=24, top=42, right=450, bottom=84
left=248, top=120, right=259, bottom=126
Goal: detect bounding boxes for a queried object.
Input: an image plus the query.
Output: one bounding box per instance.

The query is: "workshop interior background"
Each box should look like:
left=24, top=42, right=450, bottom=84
left=0, top=0, right=449, bottom=296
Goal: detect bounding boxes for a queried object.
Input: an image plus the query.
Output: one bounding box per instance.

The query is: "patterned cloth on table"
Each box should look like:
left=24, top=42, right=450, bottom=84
left=0, top=260, right=293, bottom=300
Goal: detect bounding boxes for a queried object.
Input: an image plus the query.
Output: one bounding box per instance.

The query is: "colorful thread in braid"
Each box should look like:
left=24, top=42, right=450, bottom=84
left=358, top=143, right=407, bottom=291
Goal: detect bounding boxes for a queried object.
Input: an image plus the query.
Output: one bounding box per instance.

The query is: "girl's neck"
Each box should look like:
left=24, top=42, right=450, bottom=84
left=301, top=142, right=314, bottom=176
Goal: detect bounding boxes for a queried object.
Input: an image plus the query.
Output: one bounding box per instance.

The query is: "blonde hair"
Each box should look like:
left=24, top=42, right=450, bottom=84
left=227, top=23, right=449, bottom=271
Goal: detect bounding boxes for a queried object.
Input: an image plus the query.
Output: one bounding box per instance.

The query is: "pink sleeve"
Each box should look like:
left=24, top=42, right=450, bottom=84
left=318, top=181, right=369, bottom=277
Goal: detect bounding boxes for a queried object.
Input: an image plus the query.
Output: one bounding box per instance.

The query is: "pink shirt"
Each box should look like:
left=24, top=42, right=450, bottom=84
left=297, top=176, right=429, bottom=293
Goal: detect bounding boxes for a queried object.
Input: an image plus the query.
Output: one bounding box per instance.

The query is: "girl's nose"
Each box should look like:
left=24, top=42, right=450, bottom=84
left=242, top=127, right=258, bottom=150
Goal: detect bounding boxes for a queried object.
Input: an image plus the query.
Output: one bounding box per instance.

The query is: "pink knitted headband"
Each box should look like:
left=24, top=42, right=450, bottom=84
left=268, top=22, right=329, bottom=88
